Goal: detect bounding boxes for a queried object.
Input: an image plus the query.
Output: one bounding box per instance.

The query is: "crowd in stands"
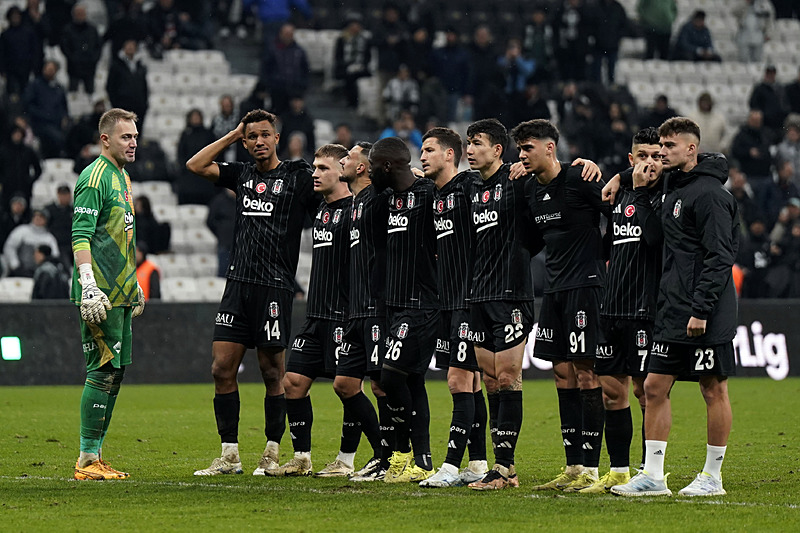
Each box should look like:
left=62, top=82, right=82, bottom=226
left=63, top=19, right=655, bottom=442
left=1, top=0, right=799, bottom=301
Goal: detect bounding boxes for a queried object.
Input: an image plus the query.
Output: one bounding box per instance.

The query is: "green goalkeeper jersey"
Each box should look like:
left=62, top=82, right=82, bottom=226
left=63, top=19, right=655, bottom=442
left=70, top=155, right=139, bottom=307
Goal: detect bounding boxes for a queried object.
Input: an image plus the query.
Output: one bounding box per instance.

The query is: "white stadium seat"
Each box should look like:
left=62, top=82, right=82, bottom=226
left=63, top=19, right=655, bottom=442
left=0, top=277, right=34, bottom=302
left=195, top=276, right=226, bottom=302
left=161, top=277, right=200, bottom=302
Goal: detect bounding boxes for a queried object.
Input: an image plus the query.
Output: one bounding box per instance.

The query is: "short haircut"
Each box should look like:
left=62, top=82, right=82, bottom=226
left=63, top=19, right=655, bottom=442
left=355, top=141, right=373, bottom=153
left=370, top=137, right=411, bottom=164
left=510, top=119, right=560, bottom=145
left=314, top=143, right=349, bottom=161
left=632, top=127, right=660, bottom=147
left=98, top=108, right=138, bottom=136
left=241, top=109, right=277, bottom=129
left=658, top=117, right=701, bottom=142
left=466, top=118, right=507, bottom=154
left=423, top=127, right=463, bottom=163
left=36, top=244, right=52, bottom=256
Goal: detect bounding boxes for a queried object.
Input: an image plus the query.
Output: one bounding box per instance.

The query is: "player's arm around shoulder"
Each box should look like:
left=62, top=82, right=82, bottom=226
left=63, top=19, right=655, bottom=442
left=185, top=122, right=245, bottom=182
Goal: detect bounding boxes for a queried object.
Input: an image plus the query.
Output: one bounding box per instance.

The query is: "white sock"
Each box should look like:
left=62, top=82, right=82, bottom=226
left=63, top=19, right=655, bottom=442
left=565, top=464, right=583, bottom=476
left=643, top=440, right=667, bottom=480
left=337, top=452, right=355, bottom=468
left=468, top=460, right=488, bottom=474
left=611, top=466, right=629, bottom=474
left=221, top=442, right=239, bottom=461
left=294, top=451, right=311, bottom=460
left=440, top=462, right=459, bottom=476
left=583, top=466, right=599, bottom=479
left=702, top=444, right=726, bottom=480
left=79, top=451, right=99, bottom=468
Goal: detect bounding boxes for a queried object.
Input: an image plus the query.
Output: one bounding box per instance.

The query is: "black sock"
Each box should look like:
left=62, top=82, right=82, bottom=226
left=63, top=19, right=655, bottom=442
left=380, top=368, right=411, bottom=453
left=468, top=389, right=488, bottom=462
left=214, top=391, right=240, bottom=443
left=444, top=392, right=474, bottom=468
left=342, top=392, right=381, bottom=457
left=640, top=405, right=646, bottom=467
left=487, top=391, right=500, bottom=457
left=286, top=396, right=313, bottom=453
left=557, top=388, right=582, bottom=465
left=495, top=390, right=523, bottom=468
left=580, top=387, right=605, bottom=468
left=605, top=407, right=633, bottom=469
left=409, top=373, right=432, bottom=470
left=265, top=393, right=286, bottom=443
left=339, top=399, right=361, bottom=455
left=376, top=396, right=394, bottom=468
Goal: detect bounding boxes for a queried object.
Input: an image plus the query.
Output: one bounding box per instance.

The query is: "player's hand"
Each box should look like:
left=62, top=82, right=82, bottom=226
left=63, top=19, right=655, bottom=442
left=132, top=285, right=145, bottom=318
left=686, top=316, right=707, bottom=338
left=602, top=175, right=621, bottom=204
left=508, top=161, right=527, bottom=180
left=231, top=122, right=245, bottom=141
left=573, top=158, right=601, bottom=181
left=632, top=162, right=653, bottom=188
left=411, top=166, right=424, bottom=178
left=80, top=279, right=112, bottom=323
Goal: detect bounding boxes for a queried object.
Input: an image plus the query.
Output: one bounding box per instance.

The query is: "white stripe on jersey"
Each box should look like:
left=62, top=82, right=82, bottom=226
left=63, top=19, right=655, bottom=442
left=613, top=237, right=641, bottom=245
left=436, top=230, right=454, bottom=239
left=242, top=212, right=273, bottom=217
left=387, top=227, right=407, bottom=233
left=476, top=221, right=498, bottom=233
left=350, top=240, right=360, bottom=247
left=313, top=242, right=333, bottom=248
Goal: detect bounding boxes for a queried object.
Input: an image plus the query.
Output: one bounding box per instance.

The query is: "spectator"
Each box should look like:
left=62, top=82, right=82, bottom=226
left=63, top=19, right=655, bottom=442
left=749, top=65, right=789, bottom=143
left=135, top=243, right=161, bottom=300
left=60, top=4, right=102, bottom=94
left=0, top=196, right=31, bottom=250
left=0, top=125, right=42, bottom=210
left=382, top=64, right=420, bottom=121
left=728, top=166, right=765, bottom=231
left=280, top=96, right=315, bottom=158
left=787, top=68, right=800, bottom=114
left=242, top=0, right=311, bottom=56
left=0, top=5, right=41, bottom=96
left=431, top=27, right=472, bottom=122
left=260, top=23, right=309, bottom=115
left=333, top=122, right=353, bottom=150
left=776, top=120, right=800, bottom=179
left=107, top=39, right=149, bottom=134
left=206, top=188, right=236, bottom=277
left=23, top=60, right=69, bottom=158
left=145, top=0, right=210, bottom=58
left=104, top=0, right=148, bottom=55
left=21, top=0, right=46, bottom=46
left=333, top=12, right=371, bottom=109
left=639, top=94, right=678, bottom=130
left=284, top=131, right=311, bottom=163
left=133, top=196, right=171, bottom=254
left=731, top=109, right=773, bottom=205
left=769, top=198, right=800, bottom=247
left=378, top=109, right=423, bottom=150
left=637, top=0, right=676, bottom=60
left=239, top=81, right=273, bottom=118
left=42, top=0, right=73, bottom=46
left=406, top=26, right=433, bottom=83
left=44, top=184, right=73, bottom=266
left=764, top=160, right=800, bottom=226
left=588, top=0, right=629, bottom=85
left=553, top=0, right=590, bottom=81
left=66, top=98, right=105, bottom=161
left=176, top=109, right=217, bottom=205
left=417, top=74, right=448, bottom=128
left=737, top=218, right=771, bottom=298
left=372, top=3, right=409, bottom=104
left=771, top=0, right=799, bottom=18
left=31, top=243, right=69, bottom=299
left=126, top=138, right=173, bottom=182
left=3, top=208, right=59, bottom=277
left=469, top=25, right=502, bottom=121
left=688, top=92, right=730, bottom=154
left=768, top=219, right=800, bottom=297
left=497, top=38, right=535, bottom=127
left=734, top=0, right=774, bottom=62
left=600, top=102, right=635, bottom=175
left=212, top=95, right=239, bottom=162
left=673, top=10, right=721, bottom=62
left=516, top=83, right=552, bottom=125
left=522, top=6, right=555, bottom=83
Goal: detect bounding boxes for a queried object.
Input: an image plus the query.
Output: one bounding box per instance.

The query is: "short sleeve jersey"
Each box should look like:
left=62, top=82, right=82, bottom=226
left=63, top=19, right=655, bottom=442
left=70, top=155, right=138, bottom=306
left=349, top=184, right=390, bottom=318
left=385, top=178, right=439, bottom=309
left=216, top=159, right=319, bottom=292
left=306, top=196, right=352, bottom=321
left=433, top=171, right=479, bottom=310
left=526, top=164, right=608, bottom=293
left=470, top=163, right=534, bottom=302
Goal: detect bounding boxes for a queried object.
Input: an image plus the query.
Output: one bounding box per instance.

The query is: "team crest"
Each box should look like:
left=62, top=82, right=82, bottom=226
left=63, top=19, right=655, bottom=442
left=673, top=199, right=682, bottom=218
left=322, top=211, right=330, bottom=224
left=407, top=192, right=415, bottom=208
left=352, top=208, right=358, bottom=221
left=357, top=202, right=363, bottom=219
left=636, top=329, right=648, bottom=348
left=269, top=301, right=280, bottom=318
left=395, top=197, right=403, bottom=209
left=272, top=179, right=284, bottom=194
left=446, top=193, right=455, bottom=210
left=575, top=310, right=587, bottom=329
left=458, top=322, right=470, bottom=339
left=333, top=208, right=342, bottom=224
left=436, top=200, right=444, bottom=214
left=256, top=182, right=267, bottom=194
left=494, top=183, right=502, bottom=201
left=371, top=325, right=381, bottom=342
left=625, top=205, right=636, bottom=217
left=482, top=190, right=491, bottom=203
left=511, top=308, right=522, bottom=325
left=333, top=327, right=344, bottom=344
left=397, top=323, right=409, bottom=339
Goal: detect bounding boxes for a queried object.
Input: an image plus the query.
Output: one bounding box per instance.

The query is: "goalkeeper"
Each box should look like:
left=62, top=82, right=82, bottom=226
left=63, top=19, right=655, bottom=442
left=71, top=108, right=144, bottom=480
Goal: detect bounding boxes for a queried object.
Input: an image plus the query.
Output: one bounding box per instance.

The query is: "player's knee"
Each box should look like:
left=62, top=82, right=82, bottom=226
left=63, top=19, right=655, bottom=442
left=86, top=364, right=116, bottom=394
left=496, top=371, right=517, bottom=390
left=261, top=365, right=284, bottom=387
left=333, top=378, right=358, bottom=398
left=699, top=378, right=728, bottom=404
left=211, top=359, right=236, bottom=384
left=370, top=379, right=385, bottom=397
left=447, top=373, right=471, bottom=394
left=643, top=375, right=670, bottom=402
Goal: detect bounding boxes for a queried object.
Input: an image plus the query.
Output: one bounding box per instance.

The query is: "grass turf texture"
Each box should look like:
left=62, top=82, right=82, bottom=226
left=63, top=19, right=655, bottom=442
left=1, top=378, right=798, bottom=532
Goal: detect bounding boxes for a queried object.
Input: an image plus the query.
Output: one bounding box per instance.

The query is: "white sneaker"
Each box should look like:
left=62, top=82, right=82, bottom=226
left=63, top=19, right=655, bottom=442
left=458, top=461, right=488, bottom=485
left=678, top=472, right=726, bottom=497
left=194, top=456, right=243, bottom=476
left=610, top=471, right=672, bottom=497
left=276, top=455, right=312, bottom=476
left=314, top=459, right=354, bottom=477
left=419, top=467, right=462, bottom=487
left=253, top=442, right=280, bottom=475
left=350, top=458, right=385, bottom=481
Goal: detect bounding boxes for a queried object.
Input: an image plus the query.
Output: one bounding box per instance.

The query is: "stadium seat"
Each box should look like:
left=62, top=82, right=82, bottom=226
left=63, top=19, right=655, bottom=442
left=160, top=277, right=200, bottom=302
left=152, top=203, right=179, bottom=224
left=228, top=74, right=259, bottom=99
left=175, top=204, right=210, bottom=227
left=195, top=276, right=226, bottom=302
left=41, top=159, right=79, bottom=183
left=156, top=253, right=193, bottom=278
left=171, top=227, right=217, bottom=254
left=189, top=254, right=218, bottom=277
left=0, top=277, right=34, bottom=302
left=30, top=180, right=59, bottom=209
left=135, top=181, right=176, bottom=205
left=313, top=119, right=335, bottom=148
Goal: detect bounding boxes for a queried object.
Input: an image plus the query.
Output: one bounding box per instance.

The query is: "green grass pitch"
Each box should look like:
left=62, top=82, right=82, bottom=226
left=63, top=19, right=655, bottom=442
left=1, top=378, right=798, bottom=532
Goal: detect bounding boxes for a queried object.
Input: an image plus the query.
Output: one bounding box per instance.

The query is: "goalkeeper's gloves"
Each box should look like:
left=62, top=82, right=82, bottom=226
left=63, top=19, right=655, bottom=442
left=132, top=284, right=145, bottom=318
left=78, top=263, right=112, bottom=323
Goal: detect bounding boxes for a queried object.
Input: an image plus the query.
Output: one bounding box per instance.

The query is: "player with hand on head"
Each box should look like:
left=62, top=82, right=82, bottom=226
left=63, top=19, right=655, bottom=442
left=187, top=109, right=320, bottom=476
left=612, top=118, right=738, bottom=497
left=72, top=108, right=143, bottom=480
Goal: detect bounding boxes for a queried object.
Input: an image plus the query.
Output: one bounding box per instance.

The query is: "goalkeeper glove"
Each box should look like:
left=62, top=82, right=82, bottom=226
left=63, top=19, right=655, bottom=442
left=132, top=284, right=145, bottom=318
left=78, top=263, right=112, bottom=323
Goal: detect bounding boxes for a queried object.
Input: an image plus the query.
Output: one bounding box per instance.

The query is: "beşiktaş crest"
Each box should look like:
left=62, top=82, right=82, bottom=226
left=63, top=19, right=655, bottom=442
left=269, top=301, right=280, bottom=318
left=575, top=310, right=587, bottom=329
left=333, top=327, right=344, bottom=344
left=458, top=322, right=470, bottom=339
left=371, top=325, right=381, bottom=342
left=636, top=329, right=648, bottom=348
left=397, top=323, right=409, bottom=339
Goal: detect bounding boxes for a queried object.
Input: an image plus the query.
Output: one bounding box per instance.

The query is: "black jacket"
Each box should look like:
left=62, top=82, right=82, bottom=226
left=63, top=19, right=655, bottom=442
left=656, top=154, right=739, bottom=345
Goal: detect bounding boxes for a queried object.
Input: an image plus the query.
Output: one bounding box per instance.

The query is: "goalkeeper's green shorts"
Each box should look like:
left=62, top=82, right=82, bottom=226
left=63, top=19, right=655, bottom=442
left=80, top=307, right=133, bottom=371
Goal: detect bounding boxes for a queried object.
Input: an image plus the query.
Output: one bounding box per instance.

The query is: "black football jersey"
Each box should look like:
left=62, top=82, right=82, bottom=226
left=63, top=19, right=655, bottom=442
left=306, top=196, right=352, bottom=320
left=348, top=184, right=390, bottom=318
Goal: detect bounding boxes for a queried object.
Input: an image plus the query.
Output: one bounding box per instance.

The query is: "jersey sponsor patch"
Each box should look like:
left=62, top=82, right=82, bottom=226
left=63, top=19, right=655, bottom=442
left=575, top=310, right=587, bottom=329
